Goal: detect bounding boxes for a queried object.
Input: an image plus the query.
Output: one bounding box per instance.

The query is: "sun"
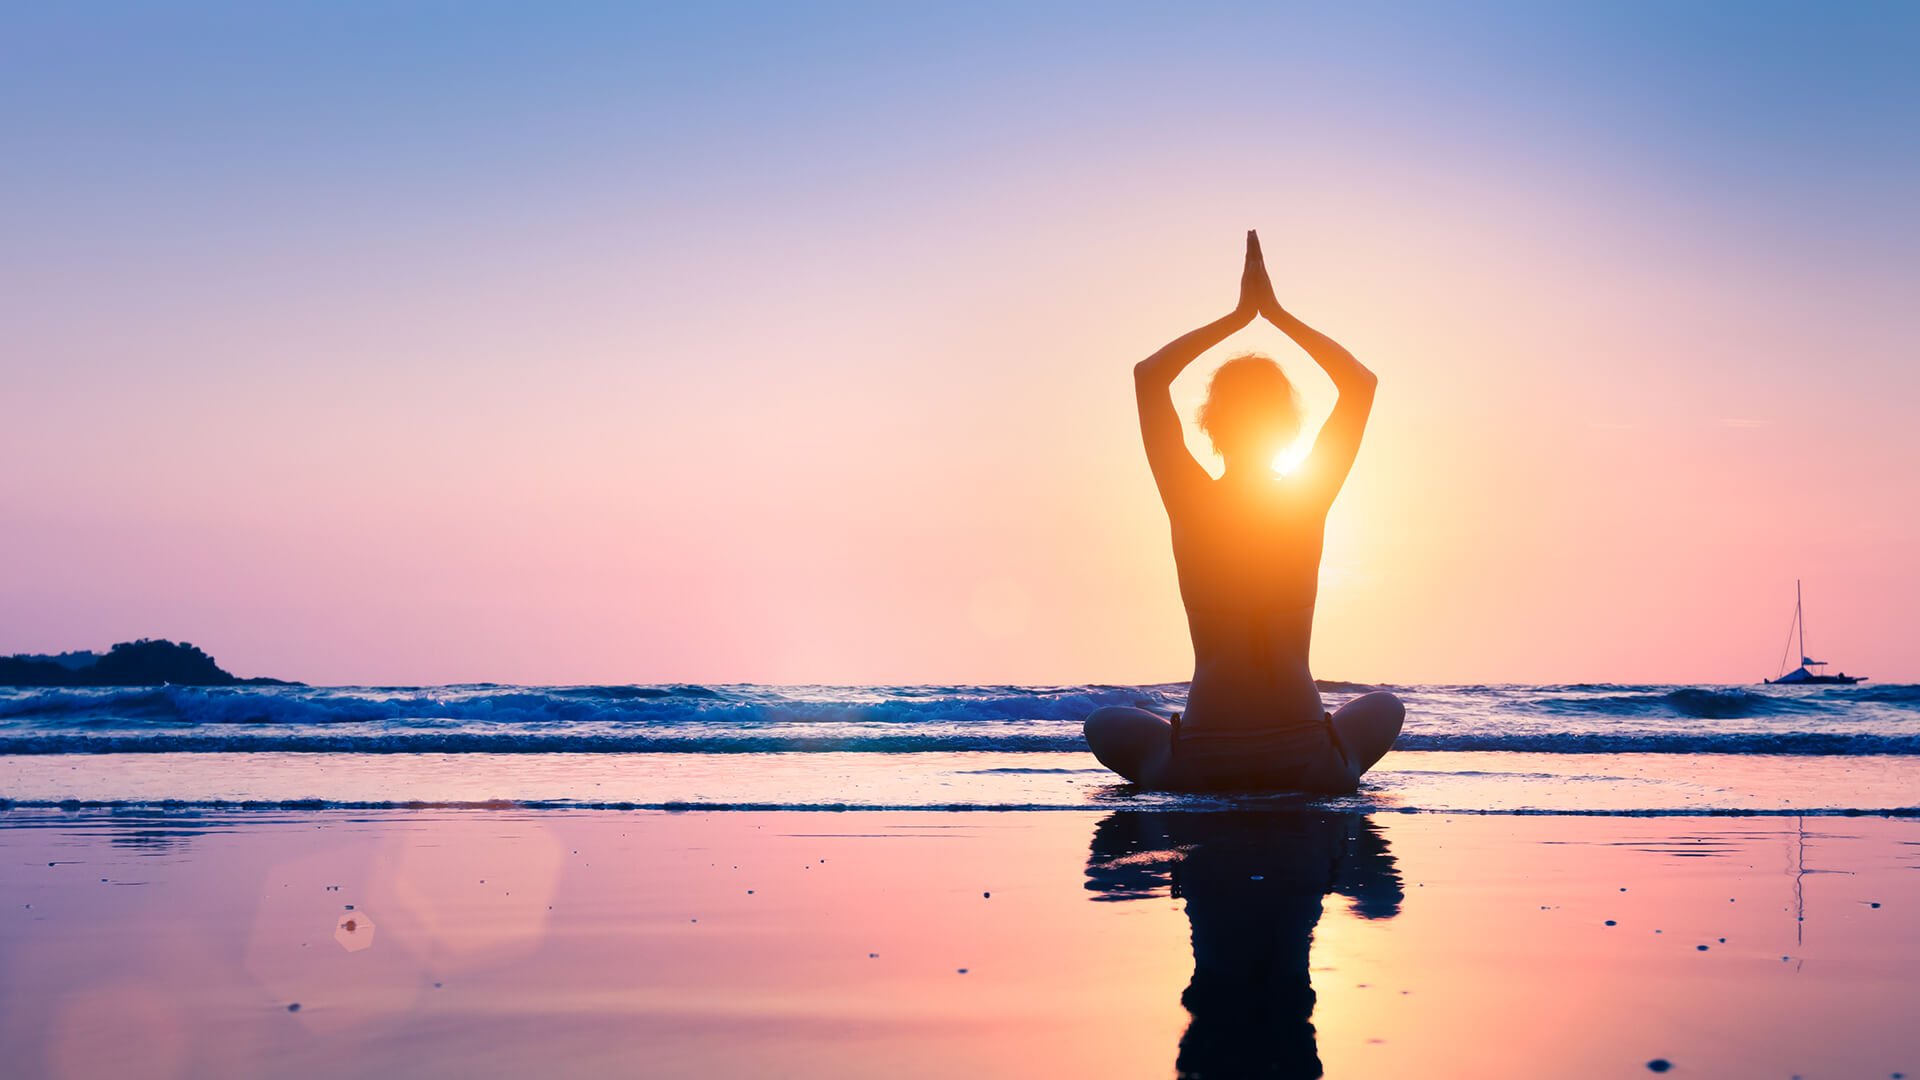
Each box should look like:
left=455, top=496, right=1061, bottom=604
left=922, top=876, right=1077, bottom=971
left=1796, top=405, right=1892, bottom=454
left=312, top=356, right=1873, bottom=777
left=1272, top=441, right=1310, bottom=476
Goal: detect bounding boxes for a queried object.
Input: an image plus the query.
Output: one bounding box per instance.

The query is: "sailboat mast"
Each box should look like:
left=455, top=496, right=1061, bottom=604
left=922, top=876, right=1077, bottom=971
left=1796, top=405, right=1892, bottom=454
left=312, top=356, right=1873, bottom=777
left=1796, top=579, right=1805, bottom=661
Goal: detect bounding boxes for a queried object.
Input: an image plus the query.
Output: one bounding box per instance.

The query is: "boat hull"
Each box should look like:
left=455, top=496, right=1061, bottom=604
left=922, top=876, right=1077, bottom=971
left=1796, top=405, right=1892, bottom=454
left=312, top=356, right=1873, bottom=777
left=1765, top=673, right=1866, bottom=685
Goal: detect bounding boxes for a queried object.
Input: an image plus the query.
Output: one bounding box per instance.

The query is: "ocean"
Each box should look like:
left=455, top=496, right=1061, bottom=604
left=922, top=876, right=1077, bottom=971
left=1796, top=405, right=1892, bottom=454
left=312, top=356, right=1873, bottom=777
left=2, top=682, right=1917, bottom=814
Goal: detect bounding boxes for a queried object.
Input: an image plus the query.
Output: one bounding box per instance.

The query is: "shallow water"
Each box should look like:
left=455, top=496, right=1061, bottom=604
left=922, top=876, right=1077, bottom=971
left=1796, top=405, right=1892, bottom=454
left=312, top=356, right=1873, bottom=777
left=2, top=808, right=1914, bottom=1079
left=5, top=683, right=1917, bottom=815
left=2, top=750, right=1915, bottom=815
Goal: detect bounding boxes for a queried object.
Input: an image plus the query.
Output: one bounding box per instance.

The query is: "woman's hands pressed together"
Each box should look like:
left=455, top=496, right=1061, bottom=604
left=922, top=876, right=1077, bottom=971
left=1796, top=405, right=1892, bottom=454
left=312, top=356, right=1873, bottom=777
left=1236, top=229, right=1282, bottom=322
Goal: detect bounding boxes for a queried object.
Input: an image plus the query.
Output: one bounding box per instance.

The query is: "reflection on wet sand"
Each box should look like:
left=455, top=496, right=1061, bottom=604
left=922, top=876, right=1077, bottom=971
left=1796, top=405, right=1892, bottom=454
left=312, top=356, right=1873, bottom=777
left=1086, top=811, right=1403, bottom=1079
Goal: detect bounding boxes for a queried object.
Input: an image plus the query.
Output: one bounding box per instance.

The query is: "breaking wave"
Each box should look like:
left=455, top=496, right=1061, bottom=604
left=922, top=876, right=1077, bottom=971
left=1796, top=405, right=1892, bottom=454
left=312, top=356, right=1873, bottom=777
left=0, top=682, right=1914, bottom=756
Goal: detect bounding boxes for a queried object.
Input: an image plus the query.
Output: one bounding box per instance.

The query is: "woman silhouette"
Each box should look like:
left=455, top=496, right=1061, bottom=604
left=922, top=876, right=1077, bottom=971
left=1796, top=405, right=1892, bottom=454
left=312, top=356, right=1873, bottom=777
left=1084, top=232, right=1403, bottom=792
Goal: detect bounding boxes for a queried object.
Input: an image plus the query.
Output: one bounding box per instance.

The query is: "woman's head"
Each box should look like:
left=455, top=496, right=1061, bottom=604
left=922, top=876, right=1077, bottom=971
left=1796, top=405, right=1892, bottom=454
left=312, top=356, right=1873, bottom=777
left=1197, top=353, right=1302, bottom=467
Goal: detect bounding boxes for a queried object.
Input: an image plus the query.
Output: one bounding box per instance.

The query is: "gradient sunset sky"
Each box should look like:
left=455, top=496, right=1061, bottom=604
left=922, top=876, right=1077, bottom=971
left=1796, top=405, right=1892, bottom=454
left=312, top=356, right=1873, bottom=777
left=4, top=3, right=1917, bottom=685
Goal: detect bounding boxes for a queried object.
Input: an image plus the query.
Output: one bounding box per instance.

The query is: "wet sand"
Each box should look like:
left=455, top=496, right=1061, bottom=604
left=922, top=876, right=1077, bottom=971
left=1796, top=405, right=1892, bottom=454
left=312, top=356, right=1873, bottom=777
left=1, top=809, right=1915, bottom=1078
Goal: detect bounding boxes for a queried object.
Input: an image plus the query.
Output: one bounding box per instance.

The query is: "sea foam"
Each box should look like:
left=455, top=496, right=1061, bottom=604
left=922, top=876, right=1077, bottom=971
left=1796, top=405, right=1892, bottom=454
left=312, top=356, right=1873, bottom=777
left=0, top=683, right=1915, bottom=755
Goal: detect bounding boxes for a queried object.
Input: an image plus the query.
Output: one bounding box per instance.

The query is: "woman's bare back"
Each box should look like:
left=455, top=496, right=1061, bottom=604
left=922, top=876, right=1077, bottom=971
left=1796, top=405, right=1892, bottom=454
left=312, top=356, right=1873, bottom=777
left=1170, top=474, right=1329, bottom=733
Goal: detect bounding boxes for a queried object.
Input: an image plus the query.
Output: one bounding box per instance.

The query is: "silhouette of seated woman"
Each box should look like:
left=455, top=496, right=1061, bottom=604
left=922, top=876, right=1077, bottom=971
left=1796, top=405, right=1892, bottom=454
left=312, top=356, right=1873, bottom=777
left=1084, top=810, right=1403, bottom=1079
left=1085, top=231, right=1404, bottom=792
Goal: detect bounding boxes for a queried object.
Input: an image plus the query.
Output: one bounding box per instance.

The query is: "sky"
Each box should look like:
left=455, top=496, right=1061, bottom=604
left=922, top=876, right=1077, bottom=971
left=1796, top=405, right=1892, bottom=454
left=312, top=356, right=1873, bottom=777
left=3, top=2, right=1917, bottom=686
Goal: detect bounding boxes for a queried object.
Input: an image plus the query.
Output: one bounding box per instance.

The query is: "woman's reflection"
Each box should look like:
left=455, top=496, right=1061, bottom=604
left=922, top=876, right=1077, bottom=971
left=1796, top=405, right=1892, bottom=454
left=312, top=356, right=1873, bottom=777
left=1085, top=811, right=1402, bottom=1079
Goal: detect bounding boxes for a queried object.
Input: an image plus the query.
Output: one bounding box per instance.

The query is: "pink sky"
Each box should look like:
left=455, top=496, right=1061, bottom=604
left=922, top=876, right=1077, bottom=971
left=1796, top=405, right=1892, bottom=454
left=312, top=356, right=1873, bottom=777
left=3, top=7, right=1916, bottom=684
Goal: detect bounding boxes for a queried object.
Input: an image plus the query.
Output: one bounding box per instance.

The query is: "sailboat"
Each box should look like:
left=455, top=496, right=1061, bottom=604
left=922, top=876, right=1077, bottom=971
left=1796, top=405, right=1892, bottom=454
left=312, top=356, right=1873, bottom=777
left=1764, top=580, right=1865, bottom=685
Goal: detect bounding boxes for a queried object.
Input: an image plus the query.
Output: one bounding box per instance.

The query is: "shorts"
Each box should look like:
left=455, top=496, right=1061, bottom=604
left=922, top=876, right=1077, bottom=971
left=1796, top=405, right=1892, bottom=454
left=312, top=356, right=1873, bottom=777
left=1161, top=713, right=1358, bottom=794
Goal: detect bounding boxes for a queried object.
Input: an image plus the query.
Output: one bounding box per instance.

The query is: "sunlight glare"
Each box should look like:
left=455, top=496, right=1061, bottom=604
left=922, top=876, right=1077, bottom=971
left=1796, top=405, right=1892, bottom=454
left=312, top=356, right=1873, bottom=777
left=1273, top=441, right=1310, bottom=476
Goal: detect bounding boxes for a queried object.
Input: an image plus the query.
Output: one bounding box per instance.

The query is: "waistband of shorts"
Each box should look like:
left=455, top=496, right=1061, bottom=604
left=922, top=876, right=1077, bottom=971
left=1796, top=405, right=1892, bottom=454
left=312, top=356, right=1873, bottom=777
left=1173, top=712, right=1332, bottom=742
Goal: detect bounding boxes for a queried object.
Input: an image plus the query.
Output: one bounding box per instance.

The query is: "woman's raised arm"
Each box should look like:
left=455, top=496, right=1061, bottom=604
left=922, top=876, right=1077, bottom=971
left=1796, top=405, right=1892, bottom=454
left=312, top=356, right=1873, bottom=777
left=1262, top=285, right=1376, bottom=505
left=1134, top=233, right=1270, bottom=504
